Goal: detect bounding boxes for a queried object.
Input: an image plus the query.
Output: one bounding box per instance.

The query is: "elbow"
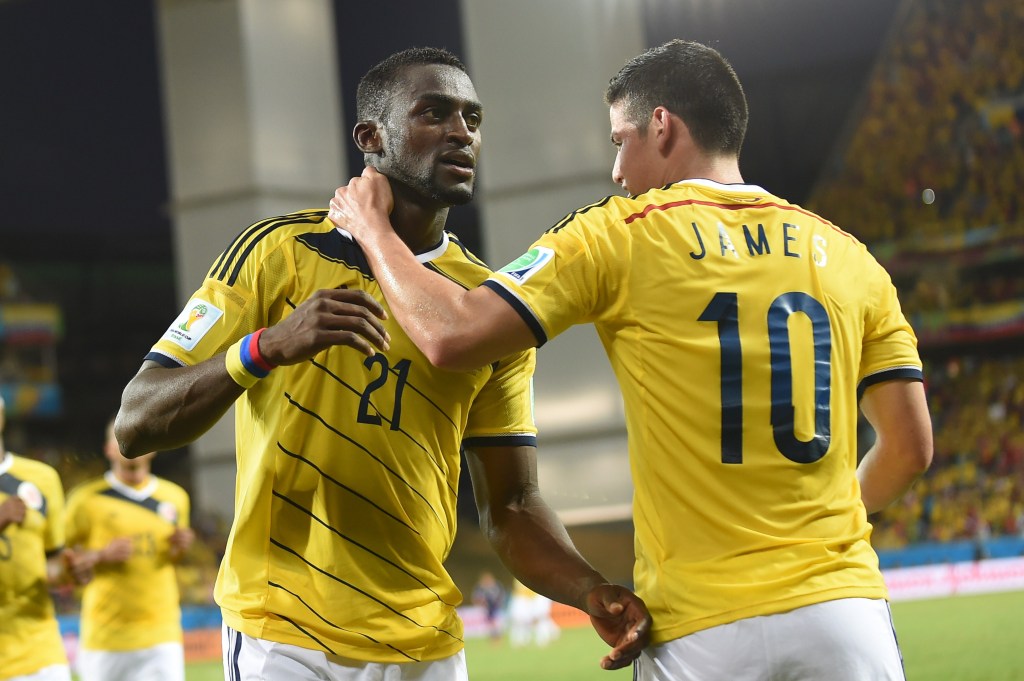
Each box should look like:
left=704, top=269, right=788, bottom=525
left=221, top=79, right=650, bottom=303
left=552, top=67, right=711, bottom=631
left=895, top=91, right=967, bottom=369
left=421, top=339, right=485, bottom=373
left=911, top=440, right=934, bottom=477
left=114, top=410, right=148, bottom=459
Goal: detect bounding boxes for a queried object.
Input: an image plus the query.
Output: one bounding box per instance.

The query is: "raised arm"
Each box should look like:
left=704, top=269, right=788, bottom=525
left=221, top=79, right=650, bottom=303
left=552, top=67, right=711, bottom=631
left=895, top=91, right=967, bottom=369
left=116, top=288, right=391, bottom=457
left=857, top=378, right=933, bottom=514
left=465, top=444, right=650, bottom=670
left=330, top=166, right=535, bottom=371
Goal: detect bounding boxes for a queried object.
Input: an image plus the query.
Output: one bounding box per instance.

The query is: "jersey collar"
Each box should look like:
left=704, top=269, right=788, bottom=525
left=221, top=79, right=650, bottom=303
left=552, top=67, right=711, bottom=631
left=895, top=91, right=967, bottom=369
left=413, top=232, right=449, bottom=264
left=335, top=228, right=449, bottom=264
left=104, top=470, right=157, bottom=501
left=680, top=177, right=767, bottom=194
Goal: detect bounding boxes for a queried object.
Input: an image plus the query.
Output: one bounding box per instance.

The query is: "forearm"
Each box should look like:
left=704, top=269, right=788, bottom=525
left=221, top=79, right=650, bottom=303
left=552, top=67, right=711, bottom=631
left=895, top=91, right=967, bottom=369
left=116, top=358, right=244, bottom=456
left=483, top=491, right=607, bottom=611
left=359, top=228, right=473, bottom=363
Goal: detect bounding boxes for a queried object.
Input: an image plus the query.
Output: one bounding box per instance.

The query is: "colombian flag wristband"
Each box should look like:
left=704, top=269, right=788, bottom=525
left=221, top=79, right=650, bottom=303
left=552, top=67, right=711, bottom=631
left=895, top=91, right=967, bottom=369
left=225, top=328, right=276, bottom=389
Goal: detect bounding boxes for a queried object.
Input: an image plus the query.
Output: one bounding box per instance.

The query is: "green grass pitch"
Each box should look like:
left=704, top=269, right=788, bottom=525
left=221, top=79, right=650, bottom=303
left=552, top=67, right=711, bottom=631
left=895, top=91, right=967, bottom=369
left=182, top=590, right=1024, bottom=680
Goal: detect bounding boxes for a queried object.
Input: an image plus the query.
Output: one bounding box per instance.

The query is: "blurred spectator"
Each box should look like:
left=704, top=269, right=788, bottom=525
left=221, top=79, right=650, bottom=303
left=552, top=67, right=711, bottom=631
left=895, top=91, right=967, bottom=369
left=506, top=580, right=559, bottom=648
left=471, top=571, right=507, bottom=643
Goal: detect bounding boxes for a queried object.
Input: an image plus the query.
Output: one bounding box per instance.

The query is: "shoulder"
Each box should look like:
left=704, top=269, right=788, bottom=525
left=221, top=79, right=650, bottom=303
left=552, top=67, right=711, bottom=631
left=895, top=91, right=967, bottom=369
left=154, top=477, right=190, bottom=501
left=430, top=232, right=494, bottom=289
left=9, top=454, right=65, bottom=506
left=10, top=454, right=61, bottom=485
left=207, top=209, right=337, bottom=284
left=544, top=194, right=637, bottom=235
left=66, top=477, right=109, bottom=505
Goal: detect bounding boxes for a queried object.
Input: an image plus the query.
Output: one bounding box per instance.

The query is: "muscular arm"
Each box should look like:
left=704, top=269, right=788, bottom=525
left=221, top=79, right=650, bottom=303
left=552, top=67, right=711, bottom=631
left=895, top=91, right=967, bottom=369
left=116, top=357, right=245, bottom=457
left=331, top=167, right=535, bottom=371
left=466, top=445, right=649, bottom=669
left=857, top=379, right=933, bottom=514
left=116, top=288, right=391, bottom=457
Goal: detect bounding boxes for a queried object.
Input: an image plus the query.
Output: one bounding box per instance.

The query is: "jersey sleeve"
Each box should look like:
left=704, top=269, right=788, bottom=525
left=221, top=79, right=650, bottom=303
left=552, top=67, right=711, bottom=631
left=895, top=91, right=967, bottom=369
left=146, top=231, right=293, bottom=368
left=462, top=348, right=538, bottom=448
left=483, top=210, right=626, bottom=346
left=858, top=258, right=924, bottom=397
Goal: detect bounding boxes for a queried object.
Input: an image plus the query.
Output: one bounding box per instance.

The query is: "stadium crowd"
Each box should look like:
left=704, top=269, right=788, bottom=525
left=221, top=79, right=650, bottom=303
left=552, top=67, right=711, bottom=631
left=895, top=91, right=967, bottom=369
left=868, top=354, right=1024, bottom=549
left=807, top=0, right=1024, bottom=552
left=810, top=0, right=1024, bottom=244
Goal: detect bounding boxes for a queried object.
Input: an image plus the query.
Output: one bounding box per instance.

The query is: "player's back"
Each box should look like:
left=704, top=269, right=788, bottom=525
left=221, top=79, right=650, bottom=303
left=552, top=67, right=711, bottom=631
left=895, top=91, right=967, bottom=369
left=558, top=180, right=920, bottom=642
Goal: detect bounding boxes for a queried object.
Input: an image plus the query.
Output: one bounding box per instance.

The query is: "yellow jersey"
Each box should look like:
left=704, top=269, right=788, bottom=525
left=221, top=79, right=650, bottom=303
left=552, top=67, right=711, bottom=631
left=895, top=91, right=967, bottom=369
left=65, top=472, right=190, bottom=651
left=0, top=452, right=68, bottom=679
left=486, top=179, right=923, bottom=644
left=146, top=211, right=537, bottom=662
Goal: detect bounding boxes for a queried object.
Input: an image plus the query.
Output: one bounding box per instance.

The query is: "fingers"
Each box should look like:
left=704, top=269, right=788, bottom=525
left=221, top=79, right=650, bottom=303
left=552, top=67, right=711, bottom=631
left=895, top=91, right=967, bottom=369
left=328, top=194, right=350, bottom=227
left=317, top=290, right=391, bottom=355
left=586, top=584, right=652, bottom=672
left=326, top=287, right=388, bottom=321
left=264, top=289, right=392, bottom=365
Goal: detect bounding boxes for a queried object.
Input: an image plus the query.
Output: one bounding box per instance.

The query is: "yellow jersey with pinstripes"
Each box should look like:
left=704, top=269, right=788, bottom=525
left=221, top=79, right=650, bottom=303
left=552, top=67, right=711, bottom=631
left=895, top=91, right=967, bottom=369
left=146, top=210, right=537, bottom=663
left=485, top=179, right=923, bottom=644
left=0, top=453, right=68, bottom=679
left=66, top=472, right=190, bottom=651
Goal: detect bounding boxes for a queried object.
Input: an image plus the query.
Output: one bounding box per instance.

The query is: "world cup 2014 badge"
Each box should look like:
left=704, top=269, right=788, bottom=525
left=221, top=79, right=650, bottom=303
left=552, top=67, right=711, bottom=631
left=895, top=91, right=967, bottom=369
left=180, top=304, right=208, bottom=331
left=157, top=501, right=178, bottom=524
left=162, top=298, right=224, bottom=352
left=499, top=247, right=554, bottom=284
left=17, top=481, right=44, bottom=512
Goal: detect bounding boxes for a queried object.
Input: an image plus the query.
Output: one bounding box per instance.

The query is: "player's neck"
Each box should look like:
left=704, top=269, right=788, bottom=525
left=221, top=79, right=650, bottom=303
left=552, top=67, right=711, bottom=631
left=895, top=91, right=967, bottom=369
left=677, top=154, right=743, bottom=185
left=113, top=470, right=151, bottom=489
left=389, top=197, right=450, bottom=255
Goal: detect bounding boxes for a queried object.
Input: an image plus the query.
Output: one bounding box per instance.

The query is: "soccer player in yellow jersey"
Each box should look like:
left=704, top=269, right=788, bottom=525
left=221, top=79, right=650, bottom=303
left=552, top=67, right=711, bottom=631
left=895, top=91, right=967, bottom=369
left=330, top=39, right=935, bottom=680
left=114, top=47, right=649, bottom=680
left=66, top=419, right=193, bottom=681
left=0, top=396, right=91, bottom=681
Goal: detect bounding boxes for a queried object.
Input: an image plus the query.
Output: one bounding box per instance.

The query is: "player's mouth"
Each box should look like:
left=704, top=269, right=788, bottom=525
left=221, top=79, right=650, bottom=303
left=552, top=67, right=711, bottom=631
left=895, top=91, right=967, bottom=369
left=439, top=152, right=476, bottom=179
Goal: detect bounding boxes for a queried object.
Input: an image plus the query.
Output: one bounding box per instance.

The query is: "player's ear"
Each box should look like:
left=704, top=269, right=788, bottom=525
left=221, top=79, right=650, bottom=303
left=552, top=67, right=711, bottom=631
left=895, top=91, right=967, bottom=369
left=354, top=121, right=383, bottom=154
left=652, top=106, right=675, bottom=153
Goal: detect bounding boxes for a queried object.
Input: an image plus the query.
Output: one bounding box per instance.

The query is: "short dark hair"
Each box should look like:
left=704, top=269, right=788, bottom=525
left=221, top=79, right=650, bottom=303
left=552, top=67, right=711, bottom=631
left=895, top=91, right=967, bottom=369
left=356, top=47, right=467, bottom=123
left=605, top=39, right=748, bottom=156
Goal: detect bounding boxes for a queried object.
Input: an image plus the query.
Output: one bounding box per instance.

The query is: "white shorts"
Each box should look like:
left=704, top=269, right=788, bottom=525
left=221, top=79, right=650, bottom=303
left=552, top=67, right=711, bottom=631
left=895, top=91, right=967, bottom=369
left=77, top=642, right=185, bottom=681
left=7, top=664, right=71, bottom=681
left=222, top=625, right=469, bottom=681
left=636, top=598, right=906, bottom=681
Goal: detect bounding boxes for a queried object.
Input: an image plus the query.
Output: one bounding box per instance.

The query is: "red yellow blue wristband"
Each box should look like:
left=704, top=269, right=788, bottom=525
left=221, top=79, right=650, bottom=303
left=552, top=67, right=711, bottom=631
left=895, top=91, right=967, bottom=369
left=225, top=328, right=276, bottom=388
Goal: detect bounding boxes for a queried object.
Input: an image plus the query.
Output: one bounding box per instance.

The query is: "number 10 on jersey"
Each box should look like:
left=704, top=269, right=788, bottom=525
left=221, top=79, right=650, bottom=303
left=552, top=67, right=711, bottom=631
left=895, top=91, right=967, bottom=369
left=699, top=291, right=832, bottom=465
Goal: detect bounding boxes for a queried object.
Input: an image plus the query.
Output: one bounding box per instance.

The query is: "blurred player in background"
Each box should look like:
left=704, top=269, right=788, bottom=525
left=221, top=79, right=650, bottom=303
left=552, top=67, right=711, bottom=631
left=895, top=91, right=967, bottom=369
left=66, top=418, right=193, bottom=681
left=0, top=395, right=91, bottom=681
left=115, top=47, right=648, bottom=680
left=506, top=580, right=559, bottom=649
left=330, top=38, right=935, bottom=680
left=470, top=570, right=507, bottom=642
